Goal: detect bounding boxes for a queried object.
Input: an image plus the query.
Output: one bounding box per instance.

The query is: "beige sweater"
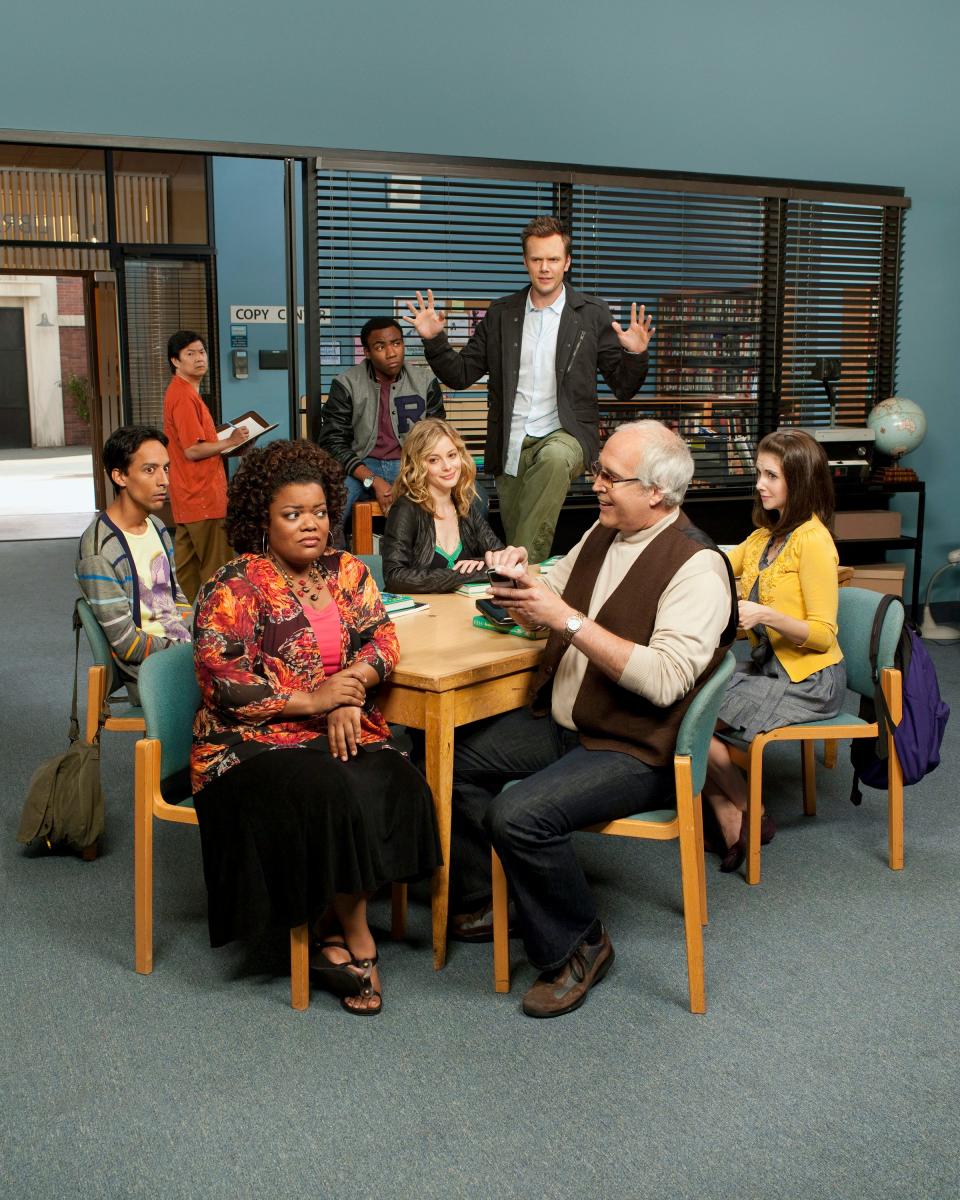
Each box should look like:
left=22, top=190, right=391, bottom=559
left=543, top=509, right=732, bottom=730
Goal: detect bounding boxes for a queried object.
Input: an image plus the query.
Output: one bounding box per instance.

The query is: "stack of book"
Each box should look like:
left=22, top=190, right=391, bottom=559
left=381, top=592, right=430, bottom=618
left=455, top=577, right=492, bottom=597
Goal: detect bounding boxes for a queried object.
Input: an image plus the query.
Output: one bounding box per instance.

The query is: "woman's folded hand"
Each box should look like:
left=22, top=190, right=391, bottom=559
left=313, top=674, right=367, bottom=714
left=326, top=705, right=363, bottom=760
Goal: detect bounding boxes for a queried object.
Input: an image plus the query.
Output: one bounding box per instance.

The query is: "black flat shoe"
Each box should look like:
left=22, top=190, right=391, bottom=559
left=719, top=812, right=747, bottom=873
left=309, top=936, right=364, bottom=997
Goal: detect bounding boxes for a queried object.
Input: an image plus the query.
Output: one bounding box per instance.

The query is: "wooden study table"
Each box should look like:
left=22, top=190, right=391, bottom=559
left=377, top=592, right=545, bottom=969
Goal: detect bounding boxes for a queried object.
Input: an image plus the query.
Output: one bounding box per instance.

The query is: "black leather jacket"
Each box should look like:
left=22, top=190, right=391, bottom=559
left=381, top=494, right=503, bottom=593
left=422, top=283, right=648, bottom=476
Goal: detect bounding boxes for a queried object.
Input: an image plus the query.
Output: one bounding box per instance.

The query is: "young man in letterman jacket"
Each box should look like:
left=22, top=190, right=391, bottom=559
left=450, top=420, right=738, bottom=1018
left=314, top=316, right=445, bottom=539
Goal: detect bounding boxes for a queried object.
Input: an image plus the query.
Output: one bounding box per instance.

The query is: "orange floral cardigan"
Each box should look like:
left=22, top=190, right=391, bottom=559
left=191, top=551, right=398, bottom=793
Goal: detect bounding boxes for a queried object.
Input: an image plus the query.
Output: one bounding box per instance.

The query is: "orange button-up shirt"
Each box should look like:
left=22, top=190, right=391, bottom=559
left=162, top=374, right=228, bottom=524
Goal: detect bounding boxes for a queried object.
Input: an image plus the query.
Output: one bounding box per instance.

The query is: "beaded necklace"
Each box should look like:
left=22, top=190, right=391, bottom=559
left=269, top=552, right=326, bottom=604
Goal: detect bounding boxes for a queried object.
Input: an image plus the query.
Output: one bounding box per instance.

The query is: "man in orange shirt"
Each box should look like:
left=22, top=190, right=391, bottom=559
left=162, top=330, right=247, bottom=602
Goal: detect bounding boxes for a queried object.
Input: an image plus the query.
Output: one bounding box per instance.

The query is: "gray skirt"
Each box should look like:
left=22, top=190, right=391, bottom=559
left=718, top=654, right=847, bottom=740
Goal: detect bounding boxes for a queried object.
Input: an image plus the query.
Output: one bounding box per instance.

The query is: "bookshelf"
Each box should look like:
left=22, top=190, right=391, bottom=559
left=655, top=288, right=762, bottom=487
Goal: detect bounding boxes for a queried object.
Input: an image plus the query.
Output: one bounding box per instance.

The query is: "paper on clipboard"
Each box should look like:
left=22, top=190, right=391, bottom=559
left=216, top=409, right=278, bottom=453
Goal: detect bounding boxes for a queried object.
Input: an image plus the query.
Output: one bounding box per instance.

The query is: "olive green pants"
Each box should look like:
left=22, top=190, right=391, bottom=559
left=495, top=430, right=585, bottom=565
left=174, top=519, right=232, bottom=604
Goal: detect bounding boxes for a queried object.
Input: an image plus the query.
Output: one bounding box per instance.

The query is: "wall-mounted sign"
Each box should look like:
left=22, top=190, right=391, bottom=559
left=230, top=323, right=248, bottom=349
left=229, top=305, right=330, bottom=325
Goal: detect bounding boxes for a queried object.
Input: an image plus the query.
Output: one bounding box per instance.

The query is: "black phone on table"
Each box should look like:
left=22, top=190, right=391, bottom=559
left=475, top=598, right=515, bottom=626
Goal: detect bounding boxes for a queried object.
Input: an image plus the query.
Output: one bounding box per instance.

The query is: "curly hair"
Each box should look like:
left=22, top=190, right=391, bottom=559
left=225, top=439, right=346, bottom=553
left=752, top=429, right=835, bottom=535
left=393, top=418, right=477, bottom=517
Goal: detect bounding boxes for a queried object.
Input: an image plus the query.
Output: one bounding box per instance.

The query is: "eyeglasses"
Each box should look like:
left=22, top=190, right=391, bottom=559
left=589, top=460, right=645, bottom=487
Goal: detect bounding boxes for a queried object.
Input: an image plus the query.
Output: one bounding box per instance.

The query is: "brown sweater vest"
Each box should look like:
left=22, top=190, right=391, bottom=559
left=531, top=511, right=737, bottom=768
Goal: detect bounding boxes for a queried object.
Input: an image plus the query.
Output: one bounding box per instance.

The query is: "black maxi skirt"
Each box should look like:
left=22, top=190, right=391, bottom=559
left=193, top=743, right=441, bottom=947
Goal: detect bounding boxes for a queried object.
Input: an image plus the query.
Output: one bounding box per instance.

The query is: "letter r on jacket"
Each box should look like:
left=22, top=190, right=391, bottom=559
left=395, top=395, right=426, bottom=436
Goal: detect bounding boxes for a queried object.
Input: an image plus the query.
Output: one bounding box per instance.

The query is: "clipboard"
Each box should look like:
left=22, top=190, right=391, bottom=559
left=215, top=409, right=278, bottom=453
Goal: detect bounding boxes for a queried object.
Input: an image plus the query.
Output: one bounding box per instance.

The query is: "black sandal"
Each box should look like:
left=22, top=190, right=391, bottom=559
left=309, top=936, right=365, bottom=998
left=341, top=954, right=382, bottom=1017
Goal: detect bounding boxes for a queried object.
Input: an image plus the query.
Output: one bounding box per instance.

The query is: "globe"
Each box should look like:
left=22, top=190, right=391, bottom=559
left=867, top=396, right=927, bottom=460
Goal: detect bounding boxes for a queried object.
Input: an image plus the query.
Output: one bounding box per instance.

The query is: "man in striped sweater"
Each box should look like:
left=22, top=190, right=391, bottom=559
left=76, top=426, right=192, bottom=703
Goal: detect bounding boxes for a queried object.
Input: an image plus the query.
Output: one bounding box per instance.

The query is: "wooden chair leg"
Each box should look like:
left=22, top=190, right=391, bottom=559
left=692, top=792, right=707, bottom=925
left=746, top=742, right=764, bottom=885
left=883, top=669, right=905, bottom=871
left=801, top=740, right=817, bottom=816
left=823, top=739, right=838, bottom=769
left=134, top=745, right=154, bottom=975
left=675, top=762, right=706, bottom=1013
left=86, top=664, right=106, bottom=745
left=290, top=923, right=310, bottom=1011
left=391, top=882, right=408, bottom=940
left=888, top=760, right=904, bottom=871
left=491, top=849, right=511, bottom=994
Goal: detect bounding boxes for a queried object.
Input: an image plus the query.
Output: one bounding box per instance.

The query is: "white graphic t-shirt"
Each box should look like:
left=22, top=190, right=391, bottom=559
left=125, top=523, right=191, bottom=642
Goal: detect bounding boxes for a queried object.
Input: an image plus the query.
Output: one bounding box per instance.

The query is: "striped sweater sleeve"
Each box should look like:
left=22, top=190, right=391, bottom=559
left=76, top=519, right=187, bottom=669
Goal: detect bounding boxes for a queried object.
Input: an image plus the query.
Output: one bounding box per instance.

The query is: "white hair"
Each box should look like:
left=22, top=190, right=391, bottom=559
left=614, top=420, right=694, bottom=508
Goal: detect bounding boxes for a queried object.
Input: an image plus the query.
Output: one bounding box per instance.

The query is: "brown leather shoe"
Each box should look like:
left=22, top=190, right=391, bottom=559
left=521, top=928, right=614, bottom=1018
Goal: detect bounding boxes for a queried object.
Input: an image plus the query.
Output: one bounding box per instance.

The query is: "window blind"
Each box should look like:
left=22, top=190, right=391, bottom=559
left=122, top=258, right=214, bottom=426
left=571, top=186, right=765, bottom=488
left=776, top=200, right=900, bottom=427
left=314, top=169, right=556, bottom=459
left=311, top=159, right=907, bottom=491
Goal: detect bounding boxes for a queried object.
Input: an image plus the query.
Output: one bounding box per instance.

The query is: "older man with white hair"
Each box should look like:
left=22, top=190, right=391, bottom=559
left=450, top=420, right=738, bottom=1018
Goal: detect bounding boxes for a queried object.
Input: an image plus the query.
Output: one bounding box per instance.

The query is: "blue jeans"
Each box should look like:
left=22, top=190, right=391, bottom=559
left=452, top=707, right=673, bottom=971
left=341, top=457, right=401, bottom=545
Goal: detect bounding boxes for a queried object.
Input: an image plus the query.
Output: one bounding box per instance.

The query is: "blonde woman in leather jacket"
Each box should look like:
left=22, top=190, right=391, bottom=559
left=381, top=419, right=522, bottom=593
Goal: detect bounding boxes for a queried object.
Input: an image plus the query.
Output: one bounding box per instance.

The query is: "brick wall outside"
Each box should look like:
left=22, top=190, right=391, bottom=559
left=57, top=277, right=92, bottom=446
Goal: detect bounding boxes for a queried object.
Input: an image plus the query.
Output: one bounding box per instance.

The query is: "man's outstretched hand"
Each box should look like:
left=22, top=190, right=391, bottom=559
left=404, top=290, right=446, bottom=340
left=611, top=302, right=655, bottom=354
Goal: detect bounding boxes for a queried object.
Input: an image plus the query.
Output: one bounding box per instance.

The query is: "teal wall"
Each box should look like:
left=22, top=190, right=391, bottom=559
left=2, top=0, right=957, bottom=593
left=212, top=157, right=303, bottom=444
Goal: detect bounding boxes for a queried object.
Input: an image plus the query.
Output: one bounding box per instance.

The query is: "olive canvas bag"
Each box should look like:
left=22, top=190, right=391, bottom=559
left=17, top=602, right=105, bottom=854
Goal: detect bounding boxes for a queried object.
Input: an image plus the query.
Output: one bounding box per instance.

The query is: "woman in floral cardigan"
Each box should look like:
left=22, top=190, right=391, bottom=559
left=192, top=440, right=439, bottom=1015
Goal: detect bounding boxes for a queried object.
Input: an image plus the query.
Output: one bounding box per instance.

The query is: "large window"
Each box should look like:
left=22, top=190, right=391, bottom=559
left=310, top=157, right=907, bottom=492
left=0, top=143, right=218, bottom=424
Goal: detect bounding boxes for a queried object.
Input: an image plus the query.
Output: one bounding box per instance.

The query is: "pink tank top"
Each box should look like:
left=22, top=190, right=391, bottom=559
left=303, top=602, right=342, bottom=676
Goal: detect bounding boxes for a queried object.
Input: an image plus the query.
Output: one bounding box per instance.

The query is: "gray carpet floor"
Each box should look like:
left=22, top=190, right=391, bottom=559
left=2, top=539, right=958, bottom=1199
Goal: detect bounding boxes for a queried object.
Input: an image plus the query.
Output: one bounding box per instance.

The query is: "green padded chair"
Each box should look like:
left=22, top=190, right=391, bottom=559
left=134, top=640, right=408, bottom=1010
left=491, top=650, right=737, bottom=1014
left=720, top=587, right=905, bottom=885
left=133, top=642, right=312, bottom=1010
left=357, top=553, right=385, bottom=590
left=75, top=598, right=145, bottom=744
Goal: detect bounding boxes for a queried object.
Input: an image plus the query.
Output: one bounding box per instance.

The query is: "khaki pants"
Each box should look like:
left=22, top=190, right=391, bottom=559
left=495, top=430, right=584, bottom=564
left=174, top=519, right=232, bottom=603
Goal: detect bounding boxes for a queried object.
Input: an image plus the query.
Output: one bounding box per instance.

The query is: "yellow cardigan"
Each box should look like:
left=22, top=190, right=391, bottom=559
left=726, top=515, right=842, bottom=683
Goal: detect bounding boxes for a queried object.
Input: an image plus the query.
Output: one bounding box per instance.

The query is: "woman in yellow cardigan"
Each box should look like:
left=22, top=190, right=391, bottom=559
left=706, top=429, right=845, bottom=871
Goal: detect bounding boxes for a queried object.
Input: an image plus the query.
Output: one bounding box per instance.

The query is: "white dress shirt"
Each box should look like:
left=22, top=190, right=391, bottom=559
left=504, top=290, right=566, bottom=476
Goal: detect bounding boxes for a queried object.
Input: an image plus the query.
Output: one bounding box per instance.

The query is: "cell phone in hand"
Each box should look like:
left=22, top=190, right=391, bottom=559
left=476, top=598, right=515, bottom=627
left=486, top=568, right=516, bottom=588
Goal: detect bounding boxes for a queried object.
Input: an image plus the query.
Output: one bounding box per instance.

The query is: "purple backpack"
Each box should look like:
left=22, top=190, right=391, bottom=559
left=851, top=594, right=950, bottom=802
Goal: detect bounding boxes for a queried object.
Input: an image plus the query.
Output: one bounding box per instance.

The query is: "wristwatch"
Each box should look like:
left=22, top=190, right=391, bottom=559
left=561, top=611, right=586, bottom=646
left=361, top=475, right=374, bottom=491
